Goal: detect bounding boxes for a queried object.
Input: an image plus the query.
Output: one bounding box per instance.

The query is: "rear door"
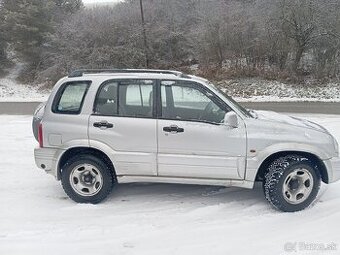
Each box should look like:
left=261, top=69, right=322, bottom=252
left=157, top=80, right=247, bottom=180
left=88, top=79, right=157, bottom=176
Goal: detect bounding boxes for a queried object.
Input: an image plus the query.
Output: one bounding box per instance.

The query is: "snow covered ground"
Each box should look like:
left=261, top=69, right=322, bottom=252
left=0, top=114, right=340, bottom=255
left=0, top=62, right=49, bottom=102
left=219, top=78, right=340, bottom=102
left=1, top=68, right=340, bottom=103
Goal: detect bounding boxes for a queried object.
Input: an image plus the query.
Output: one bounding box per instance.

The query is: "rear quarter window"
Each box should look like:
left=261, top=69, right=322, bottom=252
left=52, top=81, right=91, bottom=114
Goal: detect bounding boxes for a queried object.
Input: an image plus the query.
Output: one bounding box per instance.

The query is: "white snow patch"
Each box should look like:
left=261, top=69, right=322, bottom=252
left=236, top=96, right=340, bottom=103
left=0, top=115, right=340, bottom=254
left=219, top=78, right=340, bottom=102
left=1, top=65, right=340, bottom=103
left=0, top=61, right=49, bottom=102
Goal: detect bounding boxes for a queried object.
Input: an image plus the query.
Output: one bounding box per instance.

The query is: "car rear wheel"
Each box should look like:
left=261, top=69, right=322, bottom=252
left=61, top=154, right=114, bottom=203
left=263, top=155, right=321, bottom=212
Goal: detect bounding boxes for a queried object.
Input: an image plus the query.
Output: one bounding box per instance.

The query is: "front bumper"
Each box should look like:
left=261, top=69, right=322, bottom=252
left=34, top=147, right=63, bottom=179
left=323, top=157, right=340, bottom=183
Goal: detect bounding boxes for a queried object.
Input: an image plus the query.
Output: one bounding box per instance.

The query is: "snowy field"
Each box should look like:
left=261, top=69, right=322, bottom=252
left=0, top=77, right=49, bottom=102
left=0, top=62, right=49, bottom=102
left=0, top=114, right=340, bottom=255
left=219, top=78, right=340, bottom=102
left=1, top=70, right=340, bottom=103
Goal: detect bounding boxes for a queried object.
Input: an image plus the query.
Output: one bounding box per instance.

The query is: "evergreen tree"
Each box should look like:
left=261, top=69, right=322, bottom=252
left=0, top=0, right=83, bottom=81
left=1, top=0, right=54, bottom=71
left=0, top=0, right=7, bottom=69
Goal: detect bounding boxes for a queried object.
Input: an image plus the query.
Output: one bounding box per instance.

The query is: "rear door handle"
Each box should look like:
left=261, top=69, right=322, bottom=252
left=93, top=121, right=114, bottom=129
left=163, top=125, right=184, bottom=133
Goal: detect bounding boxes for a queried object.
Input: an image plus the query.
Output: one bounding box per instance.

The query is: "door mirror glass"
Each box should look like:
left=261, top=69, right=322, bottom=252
left=223, top=112, right=238, bottom=128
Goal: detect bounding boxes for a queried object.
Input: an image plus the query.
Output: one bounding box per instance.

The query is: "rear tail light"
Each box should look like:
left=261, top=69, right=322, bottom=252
left=38, top=123, right=43, bottom=148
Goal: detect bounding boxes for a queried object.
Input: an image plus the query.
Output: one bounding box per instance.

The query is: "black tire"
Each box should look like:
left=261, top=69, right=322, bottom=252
left=263, top=155, right=321, bottom=212
left=61, top=154, right=114, bottom=204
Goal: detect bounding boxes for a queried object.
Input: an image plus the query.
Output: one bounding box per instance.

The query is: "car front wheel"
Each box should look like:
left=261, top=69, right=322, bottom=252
left=263, top=155, right=321, bottom=212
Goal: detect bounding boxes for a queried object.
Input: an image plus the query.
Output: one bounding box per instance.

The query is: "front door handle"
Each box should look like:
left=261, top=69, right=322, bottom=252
left=93, top=121, right=114, bottom=129
left=163, top=125, right=184, bottom=133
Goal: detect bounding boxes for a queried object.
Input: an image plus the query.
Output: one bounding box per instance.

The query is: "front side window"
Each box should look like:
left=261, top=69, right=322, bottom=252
left=54, top=81, right=90, bottom=114
left=207, top=82, right=253, bottom=118
left=161, top=81, right=228, bottom=124
left=94, top=80, right=154, bottom=118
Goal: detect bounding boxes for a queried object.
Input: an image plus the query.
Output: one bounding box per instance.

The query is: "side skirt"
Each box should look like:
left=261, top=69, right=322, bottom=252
left=117, top=175, right=254, bottom=189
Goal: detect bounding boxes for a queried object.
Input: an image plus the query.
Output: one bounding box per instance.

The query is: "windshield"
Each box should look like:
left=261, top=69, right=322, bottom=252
left=206, top=82, right=253, bottom=118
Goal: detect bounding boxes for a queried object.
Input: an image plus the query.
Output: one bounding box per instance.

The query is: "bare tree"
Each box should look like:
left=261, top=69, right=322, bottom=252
left=3, top=0, right=340, bottom=84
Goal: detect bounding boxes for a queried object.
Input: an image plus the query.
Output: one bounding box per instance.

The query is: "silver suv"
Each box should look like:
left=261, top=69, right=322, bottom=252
left=33, top=69, right=340, bottom=212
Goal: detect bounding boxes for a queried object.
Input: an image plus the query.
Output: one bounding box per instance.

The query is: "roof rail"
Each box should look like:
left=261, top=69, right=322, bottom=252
left=68, top=69, right=190, bottom=78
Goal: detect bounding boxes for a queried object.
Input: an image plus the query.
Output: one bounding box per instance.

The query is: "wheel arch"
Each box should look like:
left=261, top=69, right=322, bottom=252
left=57, top=147, right=116, bottom=181
left=255, top=151, right=329, bottom=184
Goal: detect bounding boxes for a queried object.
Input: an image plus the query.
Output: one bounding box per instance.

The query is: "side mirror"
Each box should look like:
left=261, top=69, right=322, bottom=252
left=223, top=112, right=238, bottom=128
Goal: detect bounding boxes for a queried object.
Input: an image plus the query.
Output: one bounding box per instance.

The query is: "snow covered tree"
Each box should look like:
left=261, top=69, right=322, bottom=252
left=1, top=0, right=55, bottom=80
left=2, top=0, right=340, bottom=84
left=0, top=0, right=83, bottom=81
left=0, top=0, right=7, bottom=71
left=53, top=0, right=83, bottom=14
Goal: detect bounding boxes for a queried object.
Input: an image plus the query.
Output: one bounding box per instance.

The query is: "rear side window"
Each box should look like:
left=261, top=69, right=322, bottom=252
left=125, top=84, right=152, bottom=107
left=53, top=81, right=90, bottom=114
left=94, top=79, right=154, bottom=118
left=94, top=82, right=118, bottom=116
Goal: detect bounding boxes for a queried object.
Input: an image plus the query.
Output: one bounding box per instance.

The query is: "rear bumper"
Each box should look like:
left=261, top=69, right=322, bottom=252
left=323, top=157, right=340, bottom=183
left=34, top=147, right=63, bottom=179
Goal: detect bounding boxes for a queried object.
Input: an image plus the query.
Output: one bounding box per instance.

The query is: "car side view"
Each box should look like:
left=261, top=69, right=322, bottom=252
left=33, top=69, right=340, bottom=212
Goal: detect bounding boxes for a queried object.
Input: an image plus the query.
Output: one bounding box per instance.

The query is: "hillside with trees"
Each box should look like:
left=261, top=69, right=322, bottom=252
left=1, top=0, right=340, bottom=88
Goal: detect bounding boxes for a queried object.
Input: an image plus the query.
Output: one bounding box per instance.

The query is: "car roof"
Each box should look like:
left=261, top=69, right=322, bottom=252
left=68, top=69, right=186, bottom=78
left=62, top=72, right=209, bottom=85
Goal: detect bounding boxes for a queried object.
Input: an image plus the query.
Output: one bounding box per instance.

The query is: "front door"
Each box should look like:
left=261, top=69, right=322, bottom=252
left=89, top=79, right=157, bottom=176
left=157, top=80, right=247, bottom=180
